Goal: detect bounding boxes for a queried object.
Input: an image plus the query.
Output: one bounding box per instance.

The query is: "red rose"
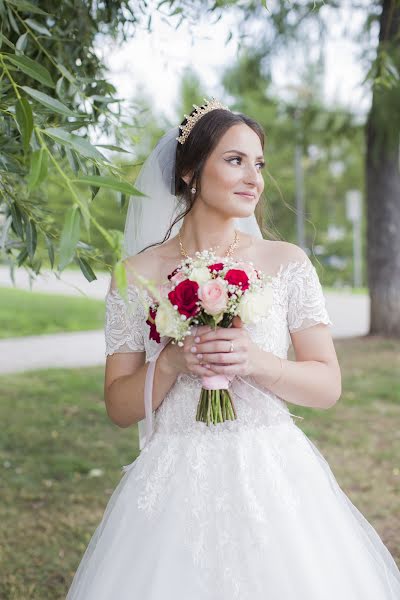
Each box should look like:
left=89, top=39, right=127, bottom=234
left=208, top=262, right=224, bottom=274
left=146, top=306, right=161, bottom=343
left=168, top=279, right=200, bottom=318
left=224, top=269, right=250, bottom=291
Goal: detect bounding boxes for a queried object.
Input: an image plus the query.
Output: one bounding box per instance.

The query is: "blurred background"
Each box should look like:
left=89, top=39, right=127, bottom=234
left=0, top=1, right=399, bottom=597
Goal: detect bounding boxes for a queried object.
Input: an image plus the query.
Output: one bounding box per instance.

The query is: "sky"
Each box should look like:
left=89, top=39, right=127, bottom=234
left=98, top=4, right=373, bottom=126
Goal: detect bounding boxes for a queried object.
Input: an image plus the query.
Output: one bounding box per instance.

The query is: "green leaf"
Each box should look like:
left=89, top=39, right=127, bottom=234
left=43, top=128, right=107, bottom=161
left=21, top=86, right=78, bottom=117
left=114, top=261, right=128, bottom=302
left=56, top=62, right=75, bottom=84
left=0, top=32, right=16, bottom=50
left=96, top=144, right=131, bottom=153
left=10, top=203, right=23, bottom=238
left=24, top=18, right=51, bottom=36
left=25, top=219, right=37, bottom=259
left=27, top=147, right=48, bottom=190
left=7, top=55, right=54, bottom=88
left=59, top=207, right=81, bottom=271
left=15, top=32, right=28, bottom=53
left=7, top=6, right=20, bottom=34
left=76, top=256, right=97, bottom=282
left=6, top=0, right=50, bottom=16
left=72, top=175, right=143, bottom=196
left=44, top=233, right=54, bottom=269
left=15, top=97, right=33, bottom=153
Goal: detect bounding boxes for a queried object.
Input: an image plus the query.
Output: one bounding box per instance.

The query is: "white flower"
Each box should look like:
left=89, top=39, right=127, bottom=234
left=155, top=302, right=186, bottom=338
left=237, top=287, right=273, bottom=324
left=189, top=266, right=212, bottom=285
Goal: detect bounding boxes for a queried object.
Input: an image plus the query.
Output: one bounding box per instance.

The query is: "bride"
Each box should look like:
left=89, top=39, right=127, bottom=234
left=66, top=99, right=400, bottom=599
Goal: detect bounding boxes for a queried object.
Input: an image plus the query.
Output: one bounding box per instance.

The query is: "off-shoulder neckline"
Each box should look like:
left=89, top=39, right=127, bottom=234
left=108, top=258, right=312, bottom=298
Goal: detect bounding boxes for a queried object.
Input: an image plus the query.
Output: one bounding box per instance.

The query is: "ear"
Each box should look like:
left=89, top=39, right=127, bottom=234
left=181, top=171, right=194, bottom=186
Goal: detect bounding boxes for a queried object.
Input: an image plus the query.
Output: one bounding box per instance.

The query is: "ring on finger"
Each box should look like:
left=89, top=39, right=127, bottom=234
left=229, top=341, right=234, bottom=353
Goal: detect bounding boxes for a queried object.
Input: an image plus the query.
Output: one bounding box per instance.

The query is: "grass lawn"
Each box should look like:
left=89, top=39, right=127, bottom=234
left=0, top=288, right=105, bottom=339
left=0, top=336, right=399, bottom=599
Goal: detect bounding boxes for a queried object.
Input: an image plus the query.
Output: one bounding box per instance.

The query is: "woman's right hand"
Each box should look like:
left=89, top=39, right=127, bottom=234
left=161, top=325, right=213, bottom=379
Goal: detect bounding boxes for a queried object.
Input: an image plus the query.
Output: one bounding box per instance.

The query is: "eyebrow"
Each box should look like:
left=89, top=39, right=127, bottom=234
left=223, top=149, right=265, bottom=161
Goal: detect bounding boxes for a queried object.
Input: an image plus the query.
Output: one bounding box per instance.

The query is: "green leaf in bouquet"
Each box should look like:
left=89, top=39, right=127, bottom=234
left=7, top=56, right=54, bottom=87
left=58, top=206, right=81, bottom=271
left=15, top=97, right=33, bottom=153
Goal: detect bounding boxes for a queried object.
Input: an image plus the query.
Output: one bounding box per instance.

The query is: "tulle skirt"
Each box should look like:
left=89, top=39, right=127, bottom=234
left=66, top=421, right=400, bottom=599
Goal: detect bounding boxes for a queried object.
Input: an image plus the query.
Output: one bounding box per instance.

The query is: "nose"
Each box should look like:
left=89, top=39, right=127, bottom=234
left=243, top=162, right=259, bottom=187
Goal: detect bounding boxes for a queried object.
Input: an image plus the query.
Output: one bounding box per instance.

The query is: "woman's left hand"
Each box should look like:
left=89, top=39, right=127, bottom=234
left=190, top=316, right=262, bottom=378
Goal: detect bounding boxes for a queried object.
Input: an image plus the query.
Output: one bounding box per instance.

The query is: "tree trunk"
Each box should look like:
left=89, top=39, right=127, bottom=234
left=365, top=0, right=400, bottom=337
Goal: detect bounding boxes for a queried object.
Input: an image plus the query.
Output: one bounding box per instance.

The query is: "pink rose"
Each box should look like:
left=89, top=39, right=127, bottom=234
left=198, top=279, right=228, bottom=315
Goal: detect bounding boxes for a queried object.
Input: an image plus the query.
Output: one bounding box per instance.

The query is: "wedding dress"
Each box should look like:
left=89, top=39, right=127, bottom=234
left=66, top=257, right=400, bottom=599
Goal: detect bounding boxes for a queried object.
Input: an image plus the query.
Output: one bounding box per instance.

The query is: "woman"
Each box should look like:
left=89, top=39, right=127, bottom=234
left=66, top=100, right=400, bottom=599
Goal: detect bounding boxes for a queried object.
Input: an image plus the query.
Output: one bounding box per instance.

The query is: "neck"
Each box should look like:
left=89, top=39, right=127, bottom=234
left=179, top=210, right=237, bottom=257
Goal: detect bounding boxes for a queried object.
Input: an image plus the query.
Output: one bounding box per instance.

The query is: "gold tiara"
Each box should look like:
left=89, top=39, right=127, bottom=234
left=176, top=97, right=231, bottom=145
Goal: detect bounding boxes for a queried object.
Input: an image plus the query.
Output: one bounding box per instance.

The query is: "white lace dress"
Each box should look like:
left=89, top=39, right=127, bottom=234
left=66, top=258, right=400, bottom=600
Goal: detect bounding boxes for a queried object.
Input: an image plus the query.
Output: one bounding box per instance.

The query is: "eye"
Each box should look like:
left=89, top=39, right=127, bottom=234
left=226, top=157, right=266, bottom=170
left=226, top=156, right=241, bottom=165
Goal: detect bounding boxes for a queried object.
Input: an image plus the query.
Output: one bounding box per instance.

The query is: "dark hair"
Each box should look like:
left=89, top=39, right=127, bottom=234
left=140, top=107, right=268, bottom=253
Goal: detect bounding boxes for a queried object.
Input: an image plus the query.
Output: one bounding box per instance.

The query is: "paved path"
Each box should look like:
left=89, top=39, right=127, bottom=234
left=0, top=266, right=370, bottom=375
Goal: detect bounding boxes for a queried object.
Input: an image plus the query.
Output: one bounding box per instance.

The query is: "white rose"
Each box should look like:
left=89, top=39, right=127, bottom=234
left=190, top=266, right=212, bottom=285
left=237, top=287, right=273, bottom=324
left=155, top=302, right=183, bottom=338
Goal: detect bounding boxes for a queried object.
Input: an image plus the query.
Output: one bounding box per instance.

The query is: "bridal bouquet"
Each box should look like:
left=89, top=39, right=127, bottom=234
left=140, top=250, right=273, bottom=426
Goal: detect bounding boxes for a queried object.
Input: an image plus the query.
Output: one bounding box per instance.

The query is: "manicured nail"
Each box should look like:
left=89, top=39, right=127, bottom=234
left=195, top=337, right=200, bottom=343
left=191, top=346, right=196, bottom=353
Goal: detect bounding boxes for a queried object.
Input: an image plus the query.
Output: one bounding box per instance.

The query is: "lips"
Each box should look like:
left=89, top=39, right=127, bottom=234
left=235, top=192, right=256, bottom=198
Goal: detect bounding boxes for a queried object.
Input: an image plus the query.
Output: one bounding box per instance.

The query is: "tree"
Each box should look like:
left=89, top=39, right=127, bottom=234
left=365, top=0, right=400, bottom=336
left=0, top=0, right=149, bottom=281
left=166, top=0, right=400, bottom=337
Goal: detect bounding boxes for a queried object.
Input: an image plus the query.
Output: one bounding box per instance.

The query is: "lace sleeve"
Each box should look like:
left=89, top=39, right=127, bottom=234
left=287, top=259, right=333, bottom=333
left=105, top=284, right=147, bottom=356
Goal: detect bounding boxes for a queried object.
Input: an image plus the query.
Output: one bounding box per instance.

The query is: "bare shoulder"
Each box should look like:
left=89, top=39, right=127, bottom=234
left=122, top=247, right=159, bottom=284
left=252, top=238, right=309, bottom=273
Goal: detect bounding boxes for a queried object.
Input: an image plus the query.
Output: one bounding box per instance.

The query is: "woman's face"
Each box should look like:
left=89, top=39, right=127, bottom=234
left=197, top=123, right=265, bottom=219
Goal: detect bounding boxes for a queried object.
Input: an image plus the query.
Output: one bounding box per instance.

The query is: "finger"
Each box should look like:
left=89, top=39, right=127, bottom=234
left=232, top=315, right=243, bottom=328
left=190, top=364, right=214, bottom=377
left=201, top=352, right=243, bottom=365
left=197, top=328, right=240, bottom=343
left=193, top=340, right=241, bottom=354
left=206, top=363, right=239, bottom=375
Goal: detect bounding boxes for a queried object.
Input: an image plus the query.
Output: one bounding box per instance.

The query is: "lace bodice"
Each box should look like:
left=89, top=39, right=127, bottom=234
left=104, top=257, right=333, bottom=437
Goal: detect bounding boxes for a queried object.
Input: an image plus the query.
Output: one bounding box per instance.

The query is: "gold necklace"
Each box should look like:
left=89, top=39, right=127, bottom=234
left=178, top=229, right=239, bottom=259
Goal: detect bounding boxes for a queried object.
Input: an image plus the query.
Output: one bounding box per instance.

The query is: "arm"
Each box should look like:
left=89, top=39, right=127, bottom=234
left=250, top=323, right=342, bottom=409
left=104, top=348, right=178, bottom=428
left=194, top=320, right=341, bottom=411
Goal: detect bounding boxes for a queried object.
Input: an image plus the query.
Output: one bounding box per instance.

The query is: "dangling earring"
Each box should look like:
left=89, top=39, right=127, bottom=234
left=191, top=187, right=196, bottom=194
